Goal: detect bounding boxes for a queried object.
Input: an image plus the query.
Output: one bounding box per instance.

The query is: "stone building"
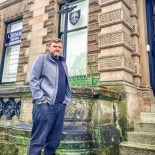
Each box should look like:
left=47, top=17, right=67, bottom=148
left=0, top=0, right=155, bottom=154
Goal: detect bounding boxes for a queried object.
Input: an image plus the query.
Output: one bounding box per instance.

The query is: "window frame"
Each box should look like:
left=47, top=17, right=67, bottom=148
left=0, top=18, right=22, bottom=84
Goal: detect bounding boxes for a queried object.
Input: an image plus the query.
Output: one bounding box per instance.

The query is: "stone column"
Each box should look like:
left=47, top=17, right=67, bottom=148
left=137, top=0, right=154, bottom=110
left=87, top=0, right=101, bottom=76
left=98, top=0, right=134, bottom=84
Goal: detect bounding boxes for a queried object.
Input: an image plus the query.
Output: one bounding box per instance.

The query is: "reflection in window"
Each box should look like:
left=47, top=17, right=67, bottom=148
left=2, top=45, right=20, bottom=82
left=2, top=20, right=22, bottom=83
left=153, top=1, right=155, bottom=15
left=60, top=0, right=88, bottom=76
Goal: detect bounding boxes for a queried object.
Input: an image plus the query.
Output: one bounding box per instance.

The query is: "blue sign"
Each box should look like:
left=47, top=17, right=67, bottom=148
left=69, top=10, right=81, bottom=25
left=5, top=29, right=22, bottom=46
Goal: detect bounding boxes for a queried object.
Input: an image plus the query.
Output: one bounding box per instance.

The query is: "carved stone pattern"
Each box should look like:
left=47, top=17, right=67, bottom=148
left=124, top=57, right=134, bottom=71
left=88, top=33, right=98, bottom=43
left=89, top=14, right=98, bottom=23
left=98, top=56, right=123, bottom=70
left=98, top=55, right=134, bottom=72
left=88, top=54, right=97, bottom=63
left=100, top=0, right=131, bottom=9
left=123, top=33, right=135, bottom=51
left=89, top=5, right=101, bottom=14
left=99, top=32, right=123, bottom=48
left=0, top=0, right=22, bottom=10
left=133, top=63, right=141, bottom=77
left=88, top=23, right=100, bottom=32
left=99, top=10, right=122, bottom=26
left=99, top=9, right=132, bottom=29
left=131, top=0, right=138, bottom=17
left=88, top=44, right=100, bottom=52
left=123, top=10, right=132, bottom=29
left=132, top=24, right=140, bottom=36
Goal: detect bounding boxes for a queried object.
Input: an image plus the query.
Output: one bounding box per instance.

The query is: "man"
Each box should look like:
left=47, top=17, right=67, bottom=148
left=28, top=38, right=72, bottom=155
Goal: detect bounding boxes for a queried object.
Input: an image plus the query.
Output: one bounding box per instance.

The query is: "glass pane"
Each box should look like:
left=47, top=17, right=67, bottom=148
left=60, top=0, right=88, bottom=32
left=6, top=20, right=22, bottom=46
left=153, top=1, right=155, bottom=15
left=154, top=21, right=155, bottom=36
left=65, top=28, right=87, bottom=76
left=2, top=45, right=20, bottom=82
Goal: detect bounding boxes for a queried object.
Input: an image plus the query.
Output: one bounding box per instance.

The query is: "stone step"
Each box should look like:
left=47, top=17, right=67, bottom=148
left=0, top=133, right=29, bottom=145
left=140, top=112, right=155, bottom=123
left=127, top=131, right=155, bottom=145
left=119, top=142, right=155, bottom=155
left=134, top=122, right=155, bottom=132
left=58, top=140, right=94, bottom=149
left=57, top=149, right=97, bottom=155
left=63, top=132, right=92, bottom=141
left=151, top=104, right=155, bottom=113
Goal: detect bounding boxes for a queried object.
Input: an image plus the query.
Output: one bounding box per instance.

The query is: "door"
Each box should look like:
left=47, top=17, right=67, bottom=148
left=146, top=0, right=155, bottom=95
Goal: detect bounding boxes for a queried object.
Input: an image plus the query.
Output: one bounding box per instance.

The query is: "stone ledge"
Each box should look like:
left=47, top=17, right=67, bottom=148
left=0, top=85, right=122, bottom=100
left=72, top=86, right=122, bottom=100
left=0, top=0, right=23, bottom=10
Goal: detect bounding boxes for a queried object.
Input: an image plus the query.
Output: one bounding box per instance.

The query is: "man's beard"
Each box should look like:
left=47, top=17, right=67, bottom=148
left=52, top=51, right=61, bottom=57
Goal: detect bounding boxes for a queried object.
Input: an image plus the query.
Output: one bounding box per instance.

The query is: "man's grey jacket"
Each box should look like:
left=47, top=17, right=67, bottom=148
left=29, top=53, right=72, bottom=105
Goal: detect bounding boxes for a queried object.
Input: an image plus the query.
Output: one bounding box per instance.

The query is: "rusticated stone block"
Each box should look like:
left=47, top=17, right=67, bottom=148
left=17, top=65, right=24, bottom=73
left=22, top=25, right=32, bottom=34
left=88, top=54, right=97, bottom=63
left=89, top=5, right=101, bottom=15
left=21, top=33, right=28, bottom=41
left=20, top=41, right=30, bottom=48
left=89, top=14, right=98, bottom=23
left=47, top=27, right=55, bottom=34
left=45, top=5, right=54, bottom=12
left=18, top=56, right=29, bottom=64
left=88, top=33, right=98, bottom=43
left=23, top=12, right=33, bottom=19
left=44, top=19, right=54, bottom=28
left=88, top=23, right=100, bottom=32
left=48, top=11, right=55, bottom=18
left=99, top=31, right=135, bottom=52
left=99, top=9, right=132, bottom=30
left=88, top=44, right=100, bottom=53
left=16, top=73, right=27, bottom=82
left=22, top=20, right=29, bottom=27
left=42, top=34, right=54, bottom=44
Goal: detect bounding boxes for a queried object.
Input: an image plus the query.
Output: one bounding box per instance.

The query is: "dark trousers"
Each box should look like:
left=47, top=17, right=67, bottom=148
left=27, top=103, right=66, bottom=155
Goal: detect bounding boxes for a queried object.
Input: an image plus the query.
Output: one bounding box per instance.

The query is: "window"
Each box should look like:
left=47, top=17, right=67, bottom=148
left=59, top=0, right=88, bottom=76
left=2, top=20, right=22, bottom=83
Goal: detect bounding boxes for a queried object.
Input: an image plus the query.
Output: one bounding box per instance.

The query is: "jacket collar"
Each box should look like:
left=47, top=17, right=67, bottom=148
left=47, top=52, right=65, bottom=62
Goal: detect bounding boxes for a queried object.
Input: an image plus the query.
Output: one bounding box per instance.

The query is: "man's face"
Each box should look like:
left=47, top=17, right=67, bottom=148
left=49, top=42, right=63, bottom=57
